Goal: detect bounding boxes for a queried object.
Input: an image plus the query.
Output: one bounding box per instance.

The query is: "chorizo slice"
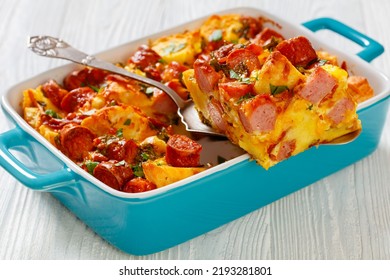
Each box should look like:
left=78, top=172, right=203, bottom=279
left=239, top=95, right=277, bottom=133
left=297, top=67, right=337, bottom=104
left=93, top=161, right=133, bottom=191
left=59, top=124, right=96, bottom=161
left=105, top=139, right=139, bottom=164
left=63, top=68, right=106, bottom=91
left=60, top=87, right=96, bottom=113
left=41, top=80, right=69, bottom=108
left=275, top=36, right=317, bottom=67
left=166, top=134, right=202, bottom=167
left=226, top=48, right=261, bottom=75
left=122, top=177, right=157, bottom=193
left=128, top=45, right=162, bottom=70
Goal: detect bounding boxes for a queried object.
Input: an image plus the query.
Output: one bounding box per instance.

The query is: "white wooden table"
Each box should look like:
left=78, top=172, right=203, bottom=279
left=1, top=0, right=389, bottom=260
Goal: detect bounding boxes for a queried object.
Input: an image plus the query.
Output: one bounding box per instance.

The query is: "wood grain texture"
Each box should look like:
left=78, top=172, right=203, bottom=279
left=0, top=0, right=389, bottom=260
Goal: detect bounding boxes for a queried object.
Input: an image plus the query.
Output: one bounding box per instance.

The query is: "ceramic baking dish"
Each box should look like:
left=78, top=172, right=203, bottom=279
left=1, top=7, right=389, bottom=255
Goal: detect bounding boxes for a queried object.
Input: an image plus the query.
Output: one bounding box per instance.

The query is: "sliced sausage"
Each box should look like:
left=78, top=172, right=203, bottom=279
left=194, top=54, right=222, bottom=94
left=122, top=177, right=157, bottom=193
left=161, top=61, right=189, bottom=82
left=41, top=80, right=69, bottom=108
left=59, top=124, right=96, bottom=161
left=166, top=134, right=202, bottom=167
left=239, top=95, right=277, bottom=133
left=297, top=67, right=337, bottom=104
left=106, top=139, right=139, bottom=164
left=63, top=68, right=106, bottom=91
left=128, top=45, right=161, bottom=70
left=253, top=27, right=284, bottom=46
left=327, top=97, right=355, bottom=124
left=226, top=48, right=261, bottom=75
left=151, top=88, right=178, bottom=115
left=240, top=16, right=263, bottom=39
left=275, top=36, right=317, bottom=67
left=93, top=160, right=134, bottom=191
left=219, top=81, right=254, bottom=99
left=207, top=98, right=228, bottom=133
left=60, top=87, right=96, bottom=113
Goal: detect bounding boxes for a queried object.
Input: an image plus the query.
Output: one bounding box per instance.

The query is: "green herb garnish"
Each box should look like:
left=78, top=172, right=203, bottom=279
left=85, top=161, right=99, bottom=174
left=123, top=119, right=131, bottom=126
left=132, top=164, right=144, bottom=178
left=270, top=84, right=289, bottom=95
left=162, top=43, right=186, bottom=55
left=116, top=128, right=123, bottom=138
left=209, top=29, right=223, bottom=42
left=236, top=93, right=256, bottom=104
left=45, top=109, right=61, bottom=119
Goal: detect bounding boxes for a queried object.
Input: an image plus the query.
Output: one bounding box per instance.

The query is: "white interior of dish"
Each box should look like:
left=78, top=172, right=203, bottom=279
left=2, top=7, right=390, bottom=199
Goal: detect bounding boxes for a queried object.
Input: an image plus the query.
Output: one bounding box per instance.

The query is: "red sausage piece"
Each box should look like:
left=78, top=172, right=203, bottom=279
left=60, top=87, right=96, bottom=113
left=194, top=54, right=222, bottom=94
left=93, top=161, right=133, bottom=191
left=327, top=97, right=355, bottom=124
left=275, top=36, right=317, bottom=67
left=297, top=67, right=337, bottom=104
left=59, top=124, right=95, bottom=161
left=166, top=135, right=202, bottom=167
left=41, top=80, right=69, bottom=108
left=122, top=177, right=157, bottom=193
left=239, top=95, right=277, bottom=133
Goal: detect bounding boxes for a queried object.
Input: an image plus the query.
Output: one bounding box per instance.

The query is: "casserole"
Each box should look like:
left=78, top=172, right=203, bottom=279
left=0, top=7, right=389, bottom=255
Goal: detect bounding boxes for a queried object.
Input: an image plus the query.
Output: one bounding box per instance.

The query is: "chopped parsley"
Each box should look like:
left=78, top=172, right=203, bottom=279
left=229, top=69, right=253, bottom=84
left=209, top=29, right=223, bottom=42
left=236, top=93, right=256, bottom=104
left=45, top=109, right=61, bottom=119
left=162, top=43, right=186, bottom=55
left=85, top=161, right=99, bottom=174
left=123, top=119, right=131, bottom=126
left=116, top=128, right=124, bottom=138
left=270, top=84, right=289, bottom=95
left=132, top=164, right=144, bottom=178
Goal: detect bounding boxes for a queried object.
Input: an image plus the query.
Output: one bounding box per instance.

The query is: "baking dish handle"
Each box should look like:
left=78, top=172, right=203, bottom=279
left=302, top=17, right=384, bottom=62
left=0, top=127, right=74, bottom=191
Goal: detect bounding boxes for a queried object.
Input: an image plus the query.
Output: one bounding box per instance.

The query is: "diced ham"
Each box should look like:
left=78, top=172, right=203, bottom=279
left=193, top=54, right=222, bottom=94
left=239, top=95, right=277, bottom=133
left=275, top=36, right=318, bottom=67
left=327, top=97, right=355, bottom=124
left=297, top=67, right=337, bottom=104
left=166, top=134, right=202, bottom=167
left=276, top=140, right=296, bottom=161
left=207, top=99, right=228, bottom=133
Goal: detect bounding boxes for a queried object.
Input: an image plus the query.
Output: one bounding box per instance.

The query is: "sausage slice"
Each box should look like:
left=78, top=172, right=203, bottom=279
left=166, top=134, right=202, bottom=167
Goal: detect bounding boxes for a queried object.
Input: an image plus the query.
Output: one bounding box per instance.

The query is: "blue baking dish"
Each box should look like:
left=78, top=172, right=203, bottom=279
left=1, top=7, right=389, bottom=255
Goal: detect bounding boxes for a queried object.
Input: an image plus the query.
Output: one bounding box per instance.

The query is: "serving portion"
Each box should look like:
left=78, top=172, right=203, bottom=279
left=21, top=14, right=373, bottom=192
